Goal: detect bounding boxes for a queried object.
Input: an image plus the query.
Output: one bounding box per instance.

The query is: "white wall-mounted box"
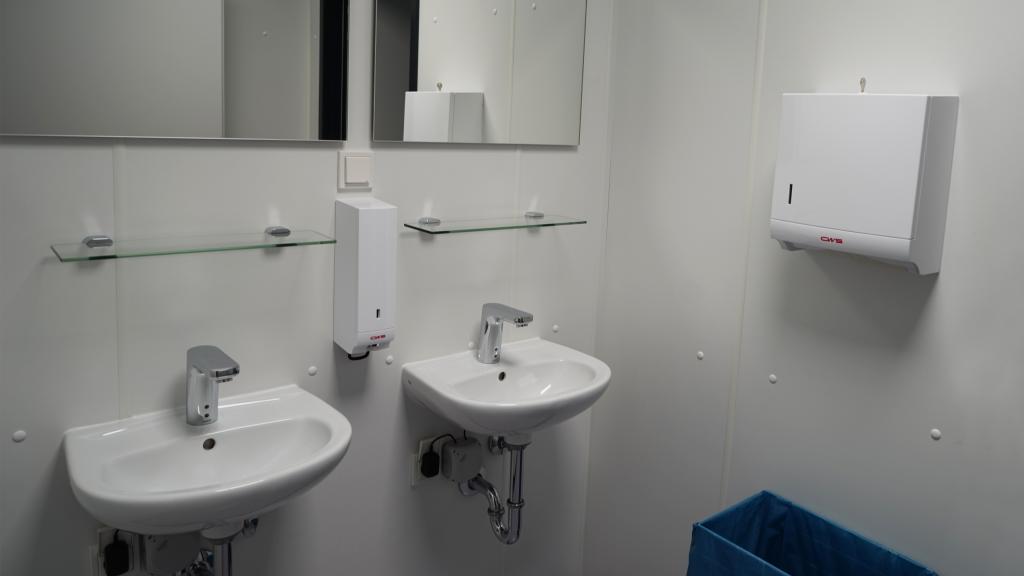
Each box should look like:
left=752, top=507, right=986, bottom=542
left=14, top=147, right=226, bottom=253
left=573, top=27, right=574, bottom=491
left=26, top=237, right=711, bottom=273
left=403, top=92, right=484, bottom=143
left=770, top=93, right=959, bottom=274
left=334, top=197, right=396, bottom=356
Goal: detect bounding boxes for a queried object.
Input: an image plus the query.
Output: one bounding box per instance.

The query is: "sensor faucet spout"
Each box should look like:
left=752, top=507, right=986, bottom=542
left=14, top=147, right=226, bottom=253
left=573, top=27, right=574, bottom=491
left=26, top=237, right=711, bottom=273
left=185, top=346, right=240, bottom=426
left=476, top=303, right=533, bottom=364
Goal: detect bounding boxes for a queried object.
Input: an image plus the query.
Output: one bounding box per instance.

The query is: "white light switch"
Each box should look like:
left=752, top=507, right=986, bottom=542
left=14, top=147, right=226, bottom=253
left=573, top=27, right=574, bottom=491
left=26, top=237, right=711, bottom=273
left=341, top=154, right=373, bottom=188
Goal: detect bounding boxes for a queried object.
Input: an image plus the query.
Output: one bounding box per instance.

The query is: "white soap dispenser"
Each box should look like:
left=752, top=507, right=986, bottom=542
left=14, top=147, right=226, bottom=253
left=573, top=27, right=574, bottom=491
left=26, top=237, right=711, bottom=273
left=334, top=197, right=397, bottom=357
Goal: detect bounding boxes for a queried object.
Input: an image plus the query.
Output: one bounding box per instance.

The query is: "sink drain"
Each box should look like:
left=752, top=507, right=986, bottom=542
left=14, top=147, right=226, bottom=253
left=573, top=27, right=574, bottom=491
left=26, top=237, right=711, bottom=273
left=203, top=438, right=216, bottom=450
left=498, top=372, right=507, bottom=382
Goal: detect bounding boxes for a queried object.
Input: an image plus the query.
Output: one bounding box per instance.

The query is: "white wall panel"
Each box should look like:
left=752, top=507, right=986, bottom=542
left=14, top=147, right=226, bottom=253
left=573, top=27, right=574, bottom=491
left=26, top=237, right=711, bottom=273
left=113, top=144, right=338, bottom=416
left=501, top=4, right=613, bottom=573
left=583, top=2, right=761, bottom=574
left=0, top=143, right=119, bottom=575
left=728, top=2, right=1024, bottom=574
left=590, top=2, right=1024, bottom=575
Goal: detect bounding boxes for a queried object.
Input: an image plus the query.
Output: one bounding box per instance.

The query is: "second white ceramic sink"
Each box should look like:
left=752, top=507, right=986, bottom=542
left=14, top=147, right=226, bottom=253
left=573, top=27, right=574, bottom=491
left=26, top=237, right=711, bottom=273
left=402, top=338, right=611, bottom=438
left=64, top=385, right=352, bottom=535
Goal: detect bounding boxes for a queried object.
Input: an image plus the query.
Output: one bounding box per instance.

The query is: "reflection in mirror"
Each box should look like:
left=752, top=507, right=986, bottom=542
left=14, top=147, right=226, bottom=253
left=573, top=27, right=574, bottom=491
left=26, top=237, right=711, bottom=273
left=373, top=0, right=586, bottom=145
left=0, top=0, right=348, bottom=140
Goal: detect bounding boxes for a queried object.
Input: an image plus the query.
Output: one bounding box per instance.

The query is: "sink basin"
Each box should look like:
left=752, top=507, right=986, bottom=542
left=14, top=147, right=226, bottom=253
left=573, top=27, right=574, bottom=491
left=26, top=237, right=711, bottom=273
left=402, top=338, right=611, bottom=438
left=64, top=385, right=352, bottom=535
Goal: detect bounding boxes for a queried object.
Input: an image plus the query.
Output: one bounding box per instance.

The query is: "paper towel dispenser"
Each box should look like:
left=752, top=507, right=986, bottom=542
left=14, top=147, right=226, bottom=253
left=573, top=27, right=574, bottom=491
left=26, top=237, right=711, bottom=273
left=770, top=93, right=959, bottom=274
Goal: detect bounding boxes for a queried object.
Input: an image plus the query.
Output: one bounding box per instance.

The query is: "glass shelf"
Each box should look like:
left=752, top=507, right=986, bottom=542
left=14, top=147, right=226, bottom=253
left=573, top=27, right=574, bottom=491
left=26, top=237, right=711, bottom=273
left=404, top=214, right=587, bottom=235
left=51, top=230, right=335, bottom=262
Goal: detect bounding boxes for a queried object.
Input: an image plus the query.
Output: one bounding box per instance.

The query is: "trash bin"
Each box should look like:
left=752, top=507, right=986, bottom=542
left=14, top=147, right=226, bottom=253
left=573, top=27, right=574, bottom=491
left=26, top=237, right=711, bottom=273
left=687, top=491, right=937, bottom=576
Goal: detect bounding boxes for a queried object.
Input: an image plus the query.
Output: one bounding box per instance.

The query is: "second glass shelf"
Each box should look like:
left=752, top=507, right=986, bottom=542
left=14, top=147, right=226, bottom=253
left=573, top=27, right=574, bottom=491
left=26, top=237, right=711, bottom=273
left=52, top=230, right=335, bottom=262
left=405, top=213, right=587, bottom=235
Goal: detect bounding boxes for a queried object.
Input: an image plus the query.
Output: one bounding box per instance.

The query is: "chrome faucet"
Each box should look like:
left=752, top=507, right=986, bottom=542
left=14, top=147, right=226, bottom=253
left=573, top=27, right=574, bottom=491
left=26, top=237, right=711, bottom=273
left=476, top=303, right=533, bottom=364
left=185, top=345, right=240, bottom=426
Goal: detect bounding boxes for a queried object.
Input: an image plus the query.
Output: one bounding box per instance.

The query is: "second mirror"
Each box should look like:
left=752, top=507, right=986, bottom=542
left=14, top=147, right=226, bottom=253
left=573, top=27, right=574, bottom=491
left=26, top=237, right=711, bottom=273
left=373, top=0, right=586, bottom=145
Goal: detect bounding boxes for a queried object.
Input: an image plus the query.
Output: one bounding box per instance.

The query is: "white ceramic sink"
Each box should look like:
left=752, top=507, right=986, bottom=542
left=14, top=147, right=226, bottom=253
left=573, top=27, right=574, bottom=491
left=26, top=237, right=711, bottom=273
left=402, top=338, right=611, bottom=438
left=64, top=385, right=352, bottom=535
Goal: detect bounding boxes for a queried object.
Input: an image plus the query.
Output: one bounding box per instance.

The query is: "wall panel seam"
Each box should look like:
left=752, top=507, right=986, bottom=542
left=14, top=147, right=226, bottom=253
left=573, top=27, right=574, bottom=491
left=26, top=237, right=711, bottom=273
left=718, top=0, right=769, bottom=508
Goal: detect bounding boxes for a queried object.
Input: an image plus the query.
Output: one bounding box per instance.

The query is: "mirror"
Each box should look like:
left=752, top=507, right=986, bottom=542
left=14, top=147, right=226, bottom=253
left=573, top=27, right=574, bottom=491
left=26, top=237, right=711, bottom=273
left=373, top=0, right=586, bottom=145
left=0, top=0, right=348, bottom=140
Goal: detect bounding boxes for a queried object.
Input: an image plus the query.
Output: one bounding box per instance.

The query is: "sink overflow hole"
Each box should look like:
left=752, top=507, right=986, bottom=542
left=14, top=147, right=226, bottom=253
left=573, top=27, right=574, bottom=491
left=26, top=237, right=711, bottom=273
left=203, top=438, right=216, bottom=450
left=498, top=371, right=507, bottom=381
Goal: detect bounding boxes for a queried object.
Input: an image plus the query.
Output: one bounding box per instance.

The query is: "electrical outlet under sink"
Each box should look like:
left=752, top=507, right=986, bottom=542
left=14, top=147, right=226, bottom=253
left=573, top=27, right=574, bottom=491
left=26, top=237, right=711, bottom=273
left=411, top=437, right=434, bottom=487
left=93, top=527, right=139, bottom=576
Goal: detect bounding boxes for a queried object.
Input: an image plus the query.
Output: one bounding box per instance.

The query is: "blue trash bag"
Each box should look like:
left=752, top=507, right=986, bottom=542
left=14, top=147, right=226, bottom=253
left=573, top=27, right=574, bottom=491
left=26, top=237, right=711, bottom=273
left=687, top=491, right=937, bottom=576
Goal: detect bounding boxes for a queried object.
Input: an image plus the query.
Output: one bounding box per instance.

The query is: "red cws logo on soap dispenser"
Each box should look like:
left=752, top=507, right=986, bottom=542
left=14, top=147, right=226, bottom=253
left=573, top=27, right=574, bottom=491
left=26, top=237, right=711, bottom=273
left=820, top=236, right=844, bottom=245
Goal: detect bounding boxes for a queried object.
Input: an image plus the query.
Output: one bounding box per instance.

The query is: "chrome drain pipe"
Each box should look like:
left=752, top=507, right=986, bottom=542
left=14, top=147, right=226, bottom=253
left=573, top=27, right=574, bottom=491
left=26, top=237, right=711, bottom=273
left=191, top=518, right=257, bottom=576
left=212, top=541, right=232, bottom=576
left=463, top=440, right=526, bottom=545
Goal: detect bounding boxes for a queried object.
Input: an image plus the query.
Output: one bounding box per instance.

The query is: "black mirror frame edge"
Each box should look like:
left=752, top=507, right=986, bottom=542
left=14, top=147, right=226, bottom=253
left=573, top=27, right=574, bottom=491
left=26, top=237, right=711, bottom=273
left=320, top=0, right=350, bottom=141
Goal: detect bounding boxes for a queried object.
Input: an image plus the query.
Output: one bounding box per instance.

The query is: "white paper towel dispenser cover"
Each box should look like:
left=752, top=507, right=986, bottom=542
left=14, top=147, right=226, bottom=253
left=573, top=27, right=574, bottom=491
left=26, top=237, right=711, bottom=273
left=770, top=93, right=959, bottom=274
left=334, top=197, right=396, bottom=356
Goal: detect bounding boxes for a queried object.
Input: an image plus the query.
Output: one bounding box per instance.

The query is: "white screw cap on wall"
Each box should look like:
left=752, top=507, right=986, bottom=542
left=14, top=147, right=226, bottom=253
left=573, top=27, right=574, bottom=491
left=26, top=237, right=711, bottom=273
left=930, top=429, right=942, bottom=441
left=768, top=374, right=778, bottom=384
left=385, top=355, right=395, bottom=365
left=697, top=351, right=705, bottom=360
left=307, top=366, right=319, bottom=376
left=11, top=430, right=26, bottom=443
